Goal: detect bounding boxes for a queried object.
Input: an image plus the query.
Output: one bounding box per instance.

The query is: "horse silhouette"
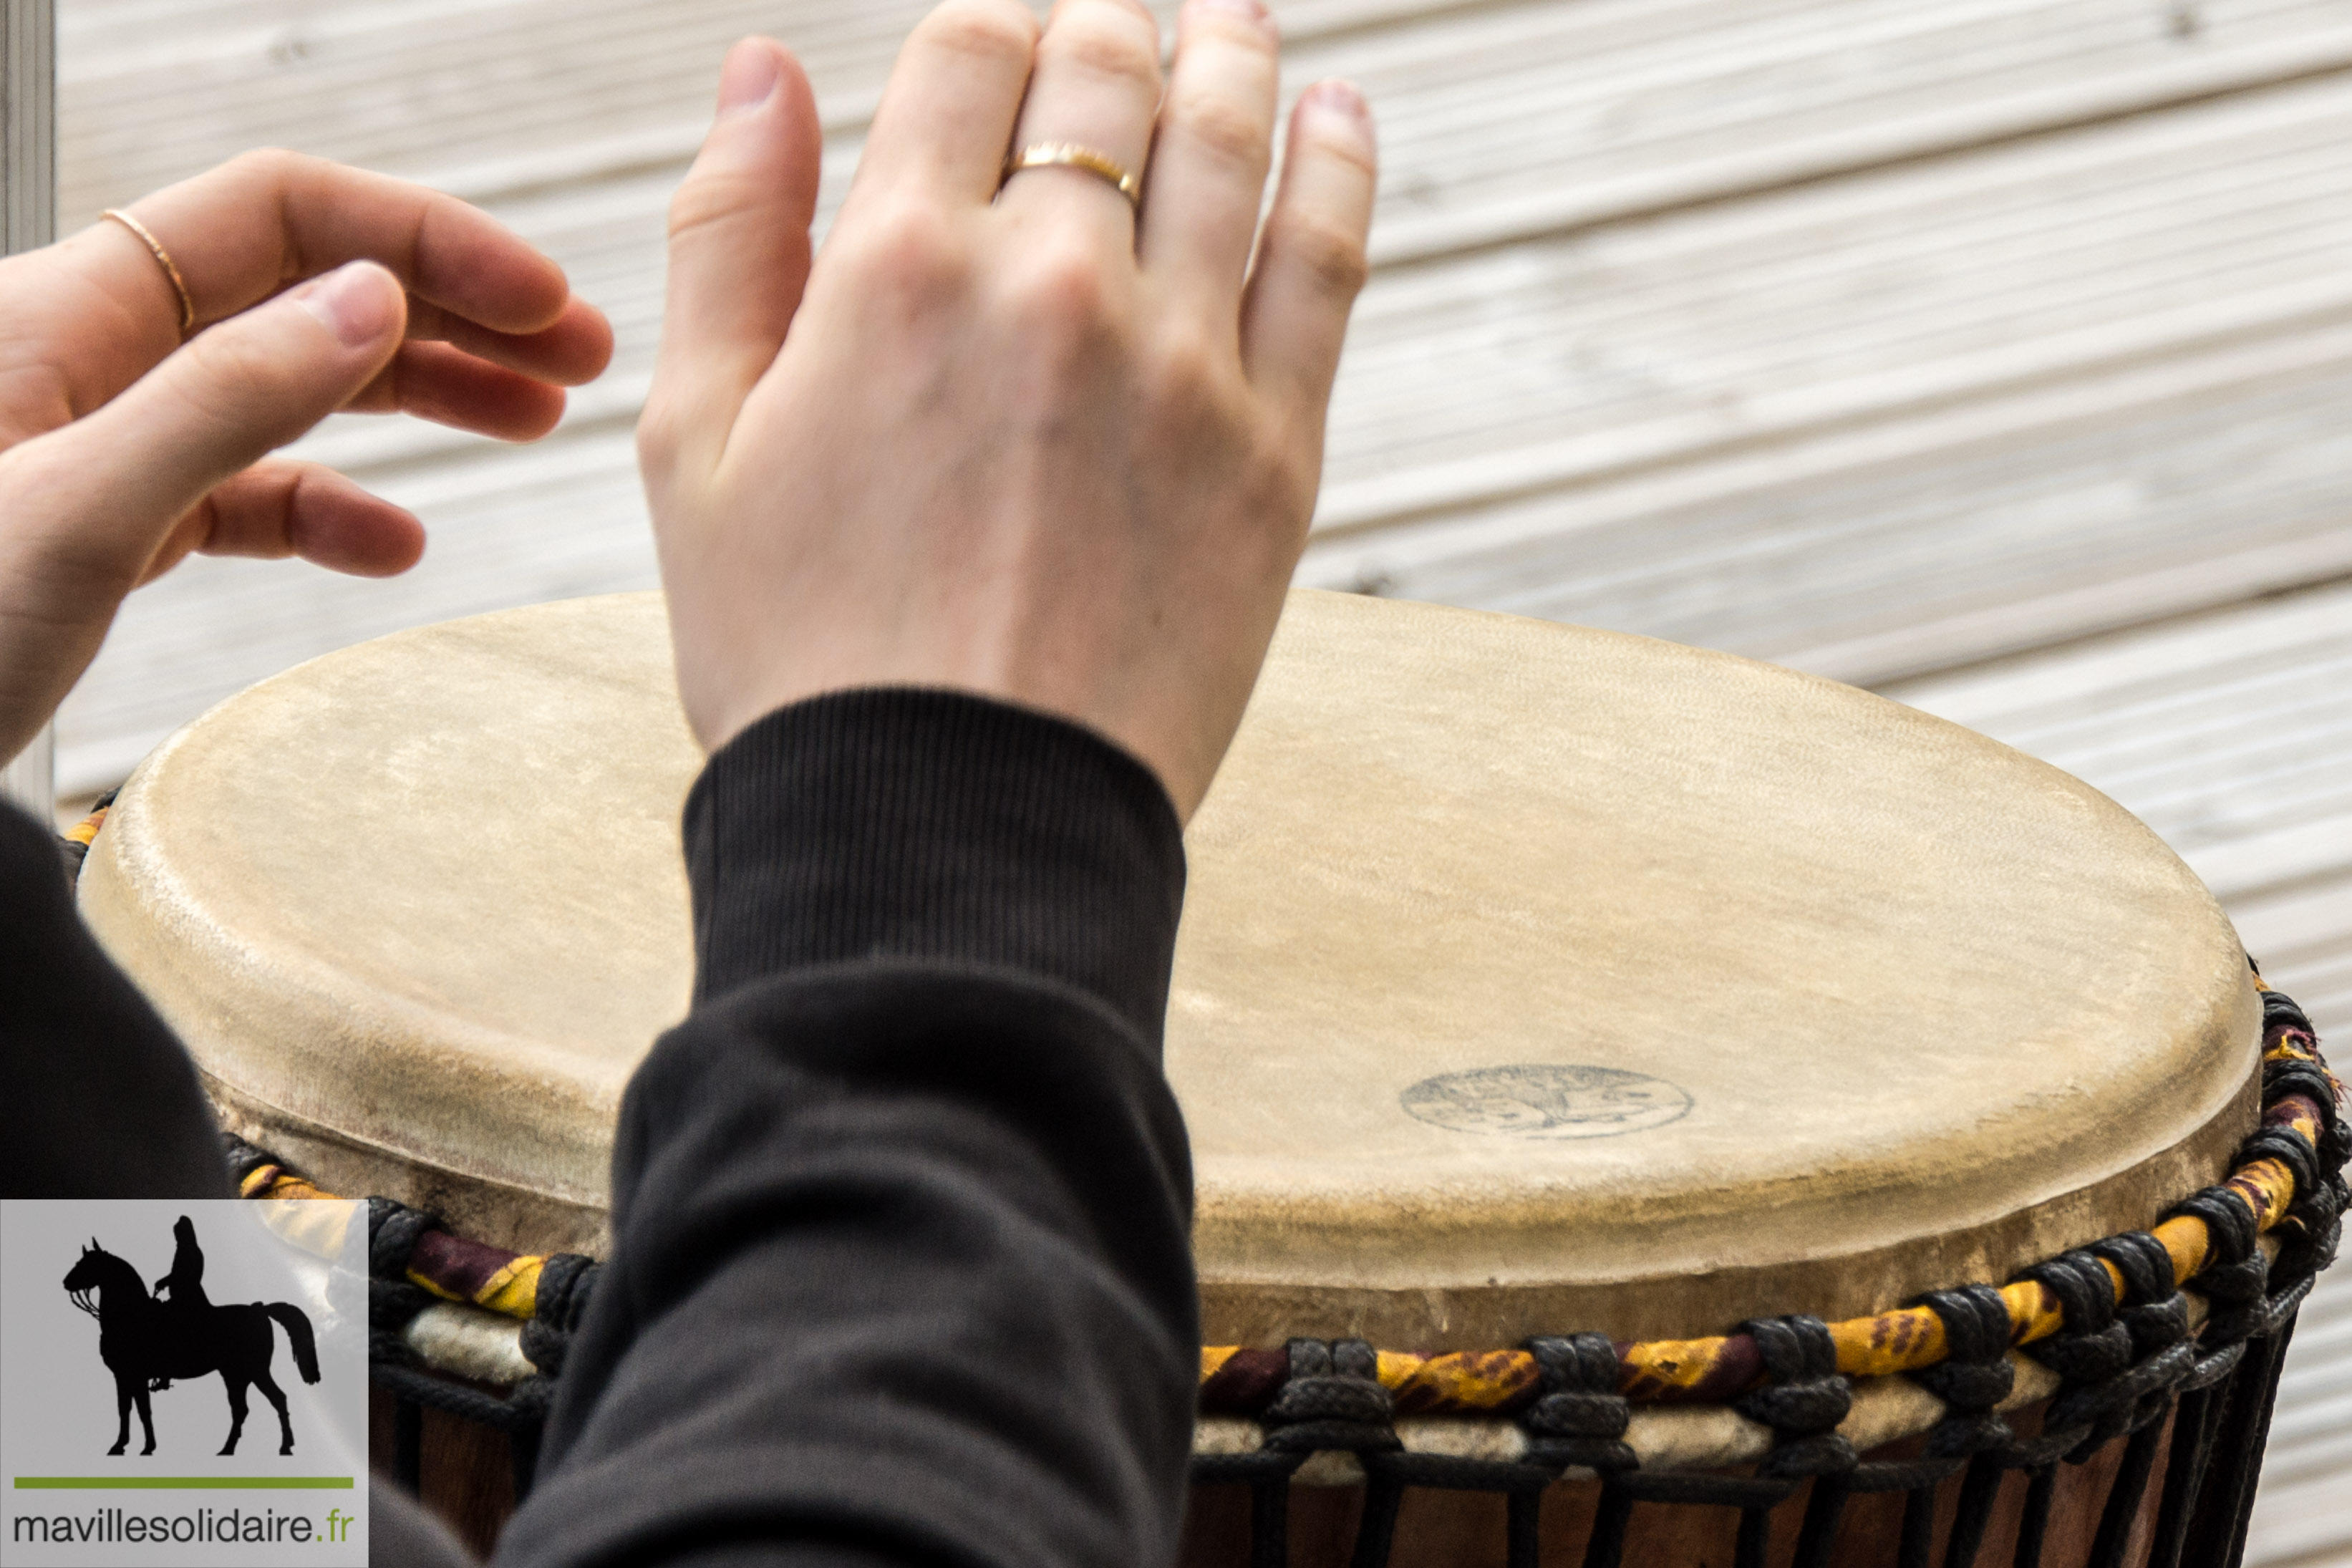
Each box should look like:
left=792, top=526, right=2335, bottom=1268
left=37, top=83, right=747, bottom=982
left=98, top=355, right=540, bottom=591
left=62, top=1224, right=319, bottom=1457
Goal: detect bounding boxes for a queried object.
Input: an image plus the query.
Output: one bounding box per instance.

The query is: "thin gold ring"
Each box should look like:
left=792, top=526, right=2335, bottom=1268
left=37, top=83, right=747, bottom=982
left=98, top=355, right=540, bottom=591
left=1002, top=142, right=1142, bottom=210
left=102, top=208, right=196, bottom=336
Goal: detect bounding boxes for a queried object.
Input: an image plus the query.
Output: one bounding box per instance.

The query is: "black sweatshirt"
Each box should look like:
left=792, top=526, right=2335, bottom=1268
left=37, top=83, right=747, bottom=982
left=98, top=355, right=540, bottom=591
left=0, top=689, right=1199, bottom=1568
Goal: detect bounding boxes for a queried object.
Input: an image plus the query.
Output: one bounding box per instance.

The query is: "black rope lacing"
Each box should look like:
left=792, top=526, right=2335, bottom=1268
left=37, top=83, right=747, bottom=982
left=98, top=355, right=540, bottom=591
left=1889, top=1284, right=2015, bottom=1568
left=337, top=1168, right=600, bottom=1510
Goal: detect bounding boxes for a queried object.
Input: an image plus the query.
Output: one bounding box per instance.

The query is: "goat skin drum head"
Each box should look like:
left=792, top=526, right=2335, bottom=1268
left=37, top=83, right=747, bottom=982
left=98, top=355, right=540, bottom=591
left=80, top=590, right=2257, bottom=1347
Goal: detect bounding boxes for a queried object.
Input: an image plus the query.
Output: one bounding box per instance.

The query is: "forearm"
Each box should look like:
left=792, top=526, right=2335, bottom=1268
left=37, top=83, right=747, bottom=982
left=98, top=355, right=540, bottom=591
left=506, top=692, right=1197, bottom=1568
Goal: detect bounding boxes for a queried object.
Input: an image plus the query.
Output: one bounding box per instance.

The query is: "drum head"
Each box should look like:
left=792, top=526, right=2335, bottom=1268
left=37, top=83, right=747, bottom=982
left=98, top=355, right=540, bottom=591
left=81, top=591, right=2257, bottom=1346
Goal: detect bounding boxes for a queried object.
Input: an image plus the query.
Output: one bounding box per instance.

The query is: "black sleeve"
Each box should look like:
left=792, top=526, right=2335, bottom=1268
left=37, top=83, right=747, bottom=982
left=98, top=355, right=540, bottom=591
left=0, top=803, right=224, bottom=1201
left=1, top=804, right=500, bottom=1568
left=503, top=690, right=1199, bottom=1568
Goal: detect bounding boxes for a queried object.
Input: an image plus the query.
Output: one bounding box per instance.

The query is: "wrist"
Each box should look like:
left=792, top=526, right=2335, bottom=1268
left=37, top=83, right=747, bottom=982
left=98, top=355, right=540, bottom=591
left=683, top=686, right=1188, bottom=1046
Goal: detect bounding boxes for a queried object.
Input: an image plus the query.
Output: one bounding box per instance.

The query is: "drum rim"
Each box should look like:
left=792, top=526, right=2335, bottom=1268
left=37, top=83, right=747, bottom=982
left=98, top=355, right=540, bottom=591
left=221, top=978, right=2341, bottom=1483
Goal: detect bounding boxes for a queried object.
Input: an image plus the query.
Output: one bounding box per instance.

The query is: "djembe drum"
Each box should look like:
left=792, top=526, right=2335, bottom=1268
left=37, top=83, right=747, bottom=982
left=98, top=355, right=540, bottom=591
left=77, top=591, right=2344, bottom=1568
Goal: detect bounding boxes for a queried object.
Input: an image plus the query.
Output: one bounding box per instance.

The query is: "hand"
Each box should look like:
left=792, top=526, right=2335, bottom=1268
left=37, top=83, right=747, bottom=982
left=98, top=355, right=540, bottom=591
left=642, top=0, right=1377, bottom=819
left=0, top=151, right=614, bottom=764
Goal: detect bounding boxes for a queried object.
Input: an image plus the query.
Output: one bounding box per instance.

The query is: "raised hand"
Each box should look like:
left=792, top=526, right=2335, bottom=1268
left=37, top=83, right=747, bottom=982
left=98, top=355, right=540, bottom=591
left=0, top=152, right=613, bottom=764
left=642, top=0, right=1377, bottom=819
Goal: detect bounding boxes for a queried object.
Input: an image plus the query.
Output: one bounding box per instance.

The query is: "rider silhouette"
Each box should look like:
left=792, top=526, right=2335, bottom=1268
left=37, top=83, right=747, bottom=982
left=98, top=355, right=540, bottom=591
left=147, top=1216, right=211, bottom=1390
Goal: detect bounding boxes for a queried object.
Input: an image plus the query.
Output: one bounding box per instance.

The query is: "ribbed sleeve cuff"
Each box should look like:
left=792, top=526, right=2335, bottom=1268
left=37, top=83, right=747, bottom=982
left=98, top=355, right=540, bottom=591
left=682, top=689, right=1188, bottom=1049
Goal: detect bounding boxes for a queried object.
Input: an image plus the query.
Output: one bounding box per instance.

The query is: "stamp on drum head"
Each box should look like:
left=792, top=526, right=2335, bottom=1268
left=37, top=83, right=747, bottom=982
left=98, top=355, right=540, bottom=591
left=1401, top=1065, right=1693, bottom=1139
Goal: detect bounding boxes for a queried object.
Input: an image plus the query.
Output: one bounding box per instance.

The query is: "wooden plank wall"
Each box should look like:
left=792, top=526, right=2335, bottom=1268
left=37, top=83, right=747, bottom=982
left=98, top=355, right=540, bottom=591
left=50, top=0, right=2352, bottom=1557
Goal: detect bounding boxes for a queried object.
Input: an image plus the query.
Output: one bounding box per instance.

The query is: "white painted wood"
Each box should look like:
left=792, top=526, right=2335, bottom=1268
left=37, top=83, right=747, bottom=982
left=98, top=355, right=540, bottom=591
left=49, top=0, right=2352, bottom=788
left=1340, top=0, right=2352, bottom=264
left=3, top=0, right=52, bottom=250
left=54, top=0, right=2352, bottom=245
left=58, top=29, right=2352, bottom=785
left=1306, top=326, right=2352, bottom=687
left=151, top=47, right=2352, bottom=719
left=1315, top=76, right=2352, bottom=528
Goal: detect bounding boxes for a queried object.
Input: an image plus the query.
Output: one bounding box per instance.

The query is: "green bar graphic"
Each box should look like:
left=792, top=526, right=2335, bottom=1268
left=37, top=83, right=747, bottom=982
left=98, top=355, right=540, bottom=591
left=11, top=1477, right=354, bottom=1490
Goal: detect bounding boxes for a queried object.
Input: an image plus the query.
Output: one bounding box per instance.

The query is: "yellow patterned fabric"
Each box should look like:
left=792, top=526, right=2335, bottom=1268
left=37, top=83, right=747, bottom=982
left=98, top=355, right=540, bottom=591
left=1379, top=1350, right=1543, bottom=1415
left=238, top=1163, right=331, bottom=1203
left=407, top=1252, right=547, bottom=1318
left=1828, top=1305, right=1945, bottom=1380
left=238, top=1163, right=550, bottom=1320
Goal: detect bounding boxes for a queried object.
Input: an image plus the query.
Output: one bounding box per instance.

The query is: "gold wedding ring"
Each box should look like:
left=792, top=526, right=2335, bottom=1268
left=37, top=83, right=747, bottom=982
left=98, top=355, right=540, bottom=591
left=102, top=209, right=196, bottom=336
left=1002, top=143, right=1143, bottom=210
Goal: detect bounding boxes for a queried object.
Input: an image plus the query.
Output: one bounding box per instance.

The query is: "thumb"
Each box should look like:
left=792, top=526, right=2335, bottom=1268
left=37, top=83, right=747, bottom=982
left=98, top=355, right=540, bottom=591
left=640, top=37, right=822, bottom=481
left=31, top=260, right=407, bottom=580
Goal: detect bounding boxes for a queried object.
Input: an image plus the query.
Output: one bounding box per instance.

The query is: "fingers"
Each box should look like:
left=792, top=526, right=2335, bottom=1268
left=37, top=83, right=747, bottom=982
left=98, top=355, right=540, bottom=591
left=998, top=0, right=1164, bottom=242
left=404, top=295, right=614, bottom=388
left=1139, top=0, right=1281, bottom=315
left=1242, top=82, right=1378, bottom=416
left=141, top=460, right=425, bottom=585
left=24, top=261, right=408, bottom=578
left=642, top=37, right=824, bottom=474
left=346, top=340, right=568, bottom=441
left=128, top=150, right=579, bottom=337
left=43, top=149, right=614, bottom=433
left=853, top=0, right=1038, bottom=207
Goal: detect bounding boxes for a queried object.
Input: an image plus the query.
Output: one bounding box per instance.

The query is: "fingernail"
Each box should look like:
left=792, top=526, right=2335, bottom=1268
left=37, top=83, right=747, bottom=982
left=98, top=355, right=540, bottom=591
left=1196, top=0, right=1274, bottom=30
left=717, top=41, right=780, bottom=117
left=293, top=262, right=397, bottom=349
left=1305, top=79, right=1370, bottom=123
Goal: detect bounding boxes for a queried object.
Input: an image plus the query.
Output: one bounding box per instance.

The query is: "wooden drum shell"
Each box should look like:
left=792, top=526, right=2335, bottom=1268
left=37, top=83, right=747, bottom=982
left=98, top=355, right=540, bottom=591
left=369, top=1392, right=2192, bottom=1567
left=1180, top=1417, right=2172, bottom=1568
